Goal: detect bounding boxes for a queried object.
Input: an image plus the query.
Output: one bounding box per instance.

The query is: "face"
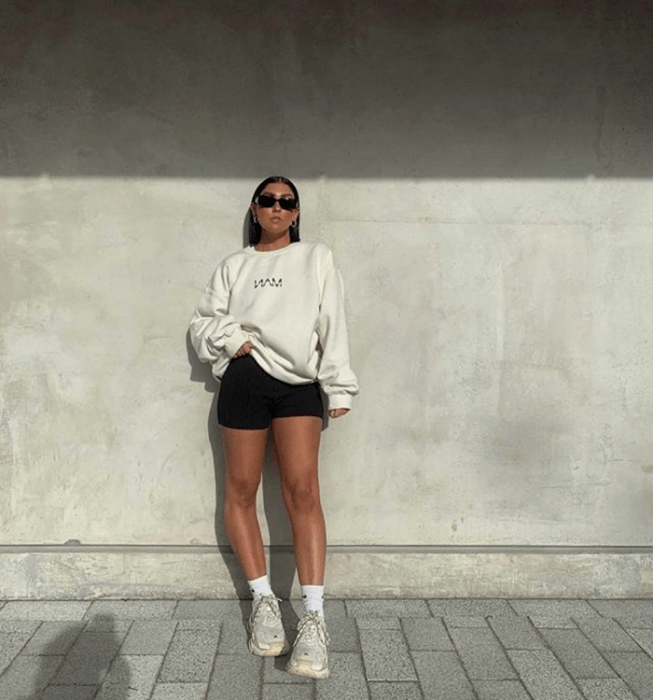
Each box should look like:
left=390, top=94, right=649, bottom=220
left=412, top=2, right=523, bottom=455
left=251, top=182, right=298, bottom=235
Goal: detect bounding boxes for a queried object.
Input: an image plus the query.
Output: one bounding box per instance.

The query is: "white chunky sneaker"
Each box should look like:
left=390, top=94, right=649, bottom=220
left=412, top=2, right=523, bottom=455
left=247, top=595, right=290, bottom=656
left=286, top=611, right=330, bottom=679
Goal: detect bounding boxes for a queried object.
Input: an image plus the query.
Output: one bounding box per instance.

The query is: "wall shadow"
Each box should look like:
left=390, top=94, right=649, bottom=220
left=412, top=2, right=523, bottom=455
left=25, top=614, right=129, bottom=699
left=1, top=0, right=652, bottom=178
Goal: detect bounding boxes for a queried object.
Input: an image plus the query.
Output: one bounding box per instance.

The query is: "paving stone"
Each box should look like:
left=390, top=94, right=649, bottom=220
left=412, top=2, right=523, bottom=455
left=444, top=616, right=490, bottom=628
left=151, top=684, right=208, bottom=700
left=589, top=600, right=653, bottom=619
left=159, top=628, right=221, bottom=682
left=96, top=654, right=162, bottom=700
left=324, top=599, right=347, bottom=619
left=448, top=627, right=517, bottom=680
left=207, top=653, right=263, bottom=700
left=279, top=599, right=305, bottom=630
left=528, top=616, right=578, bottom=629
left=263, top=684, right=315, bottom=700
left=0, top=601, right=91, bottom=620
left=0, top=619, right=42, bottom=633
left=0, top=626, right=41, bottom=674
left=359, top=629, right=417, bottom=681
left=604, top=652, right=653, bottom=700
left=368, top=681, right=422, bottom=700
left=54, top=632, right=124, bottom=685
left=540, top=628, right=616, bottom=679
left=85, top=618, right=133, bottom=632
left=402, top=617, right=454, bottom=651
left=0, top=653, right=62, bottom=698
left=355, top=617, right=401, bottom=630
left=577, top=678, right=639, bottom=700
left=345, top=600, right=430, bottom=618
left=53, top=631, right=125, bottom=685
left=23, top=621, right=85, bottom=655
left=42, top=687, right=98, bottom=700
left=626, top=628, right=653, bottom=657
left=120, top=620, right=177, bottom=655
left=509, top=600, right=600, bottom=618
left=412, top=650, right=475, bottom=700
left=218, top=617, right=251, bottom=655
left=428, top=599, right=517, bottom=617
left=316, top=652, right=369, bottom=700
left=472, top=680, right=532, bottom=700
left=328, top=616, right=360, bottom=652
left=263, top=655, right=314, bottom=684
left=488, top=615, right=546, bottom=650
left=508, top=649, right=584, bottom=700
left=574, top=617, right=642, bottom=652
left=612, top=616, right=653, bottom=629
left=85, top=600, right=177, bottom=620
left=176, top=619, right=223, bottom=631
left=174, top=600, right=246, bottom=620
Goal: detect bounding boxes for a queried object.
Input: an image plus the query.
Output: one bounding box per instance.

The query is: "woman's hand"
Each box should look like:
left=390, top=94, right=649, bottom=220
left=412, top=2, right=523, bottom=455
left=234, top=341, right=254, bottom=357
left=329, top=408, right=349, bottom=419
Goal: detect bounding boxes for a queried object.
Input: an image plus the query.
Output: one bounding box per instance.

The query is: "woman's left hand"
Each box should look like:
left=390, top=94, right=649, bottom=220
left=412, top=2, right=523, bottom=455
left=329, top=408, right=349, bottom=419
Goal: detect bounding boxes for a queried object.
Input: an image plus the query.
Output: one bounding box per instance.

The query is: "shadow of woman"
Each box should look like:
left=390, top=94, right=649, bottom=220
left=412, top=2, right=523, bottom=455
left=25, top=613, right=130, bottom=700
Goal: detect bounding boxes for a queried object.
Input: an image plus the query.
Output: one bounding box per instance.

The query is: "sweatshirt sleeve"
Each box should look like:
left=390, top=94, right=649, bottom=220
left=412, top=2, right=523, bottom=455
left=316, top=251, right=359, bottom=411
left=189, top=261, right=249, bottom=365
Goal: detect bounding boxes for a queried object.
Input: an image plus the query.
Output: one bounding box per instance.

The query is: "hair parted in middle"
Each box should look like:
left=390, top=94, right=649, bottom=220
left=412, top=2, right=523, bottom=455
left=248, top=175, right=301, bottom=246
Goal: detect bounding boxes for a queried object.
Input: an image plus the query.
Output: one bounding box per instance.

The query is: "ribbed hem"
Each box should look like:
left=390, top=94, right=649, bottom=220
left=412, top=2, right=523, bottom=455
left=223, top=329, right=249, bottom=357
left=326, top=393, right=353, bottom=411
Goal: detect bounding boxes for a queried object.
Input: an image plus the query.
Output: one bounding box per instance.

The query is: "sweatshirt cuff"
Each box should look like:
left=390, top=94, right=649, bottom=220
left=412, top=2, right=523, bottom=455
left=327, top=393, right=353, bottom=412
left=223, top=328, right=249, bottom=358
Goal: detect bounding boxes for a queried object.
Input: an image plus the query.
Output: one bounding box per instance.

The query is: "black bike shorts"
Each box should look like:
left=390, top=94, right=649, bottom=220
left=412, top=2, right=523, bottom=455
left=217, top=355, right=324, bottom=429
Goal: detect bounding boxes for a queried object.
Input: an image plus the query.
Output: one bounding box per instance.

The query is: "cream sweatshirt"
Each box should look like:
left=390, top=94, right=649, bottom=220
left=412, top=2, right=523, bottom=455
left=189, top=241, right=358, bottom=411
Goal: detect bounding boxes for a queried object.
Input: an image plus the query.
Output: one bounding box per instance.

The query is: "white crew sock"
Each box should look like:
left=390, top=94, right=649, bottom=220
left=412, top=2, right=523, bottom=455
left=248, top=574, right=274, bottom=600
left=301, top=585, right=324, bottom=616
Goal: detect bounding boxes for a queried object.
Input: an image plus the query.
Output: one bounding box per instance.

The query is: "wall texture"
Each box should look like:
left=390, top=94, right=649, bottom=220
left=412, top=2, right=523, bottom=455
left=2, top=0, right=653, bottom=598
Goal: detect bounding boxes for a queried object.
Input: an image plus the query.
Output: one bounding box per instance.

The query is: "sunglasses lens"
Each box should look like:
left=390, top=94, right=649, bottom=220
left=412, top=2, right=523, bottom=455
left=257, top=194, right=296, bottom=210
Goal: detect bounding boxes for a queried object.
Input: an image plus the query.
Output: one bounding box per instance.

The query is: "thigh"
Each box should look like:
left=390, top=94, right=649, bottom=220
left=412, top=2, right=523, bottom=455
left=218, top=356, right=271, bottom=430
left=271, top=416, right=322, bottom=488
left=221, top=425, right=269, bottom=494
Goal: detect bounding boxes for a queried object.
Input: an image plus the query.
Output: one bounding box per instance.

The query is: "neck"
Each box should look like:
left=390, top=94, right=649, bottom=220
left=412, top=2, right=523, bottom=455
left=255, top=229, right=291, bottom=251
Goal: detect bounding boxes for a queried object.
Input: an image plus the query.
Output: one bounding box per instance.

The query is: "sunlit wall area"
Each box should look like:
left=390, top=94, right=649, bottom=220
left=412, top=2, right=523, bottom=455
left=2, top=0, right=653, bottom=598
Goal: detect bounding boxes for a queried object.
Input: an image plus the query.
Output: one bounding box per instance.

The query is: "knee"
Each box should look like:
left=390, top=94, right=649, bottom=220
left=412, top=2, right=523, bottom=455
left=226, top=478, right=259, bottom=510
left=285, top=482, right=320, bottom=516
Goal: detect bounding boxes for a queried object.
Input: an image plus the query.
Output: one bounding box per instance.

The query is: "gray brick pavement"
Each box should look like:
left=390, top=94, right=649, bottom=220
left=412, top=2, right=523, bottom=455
left=1, top=598, right=653, bottom=698
left=540, top=628, right=617, bottom=680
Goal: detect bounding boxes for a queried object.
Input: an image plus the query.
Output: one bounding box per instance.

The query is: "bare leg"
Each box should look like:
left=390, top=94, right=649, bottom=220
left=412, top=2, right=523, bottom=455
left=271, top=416, right=326, bottom=584
left=221, top=426, right=269, bottom=580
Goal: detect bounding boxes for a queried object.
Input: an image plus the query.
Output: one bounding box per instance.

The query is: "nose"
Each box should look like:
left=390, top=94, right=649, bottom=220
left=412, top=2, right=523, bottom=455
left=271, top=200, right=282, bottom=210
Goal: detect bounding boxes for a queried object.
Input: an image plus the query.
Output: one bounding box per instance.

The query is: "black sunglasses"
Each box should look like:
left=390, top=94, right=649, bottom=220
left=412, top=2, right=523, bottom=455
left=255, top=194, right=297, bottom=211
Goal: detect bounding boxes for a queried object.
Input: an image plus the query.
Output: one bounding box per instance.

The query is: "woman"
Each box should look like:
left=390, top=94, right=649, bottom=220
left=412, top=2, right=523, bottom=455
left=189, top=176, right=358, bottom=679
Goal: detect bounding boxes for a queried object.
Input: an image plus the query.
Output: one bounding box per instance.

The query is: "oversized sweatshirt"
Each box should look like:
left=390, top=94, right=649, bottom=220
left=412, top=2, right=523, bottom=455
left=189, top=241, right=358, bottom=411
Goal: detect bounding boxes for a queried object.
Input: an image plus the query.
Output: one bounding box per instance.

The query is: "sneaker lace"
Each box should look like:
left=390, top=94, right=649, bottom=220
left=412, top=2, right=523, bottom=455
left=296, top=610, right=330, bottom=646
left=253, top=595, right=282, bottom=625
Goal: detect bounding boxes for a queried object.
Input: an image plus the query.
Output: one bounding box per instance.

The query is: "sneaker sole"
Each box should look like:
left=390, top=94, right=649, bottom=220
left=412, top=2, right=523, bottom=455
left=248, top=636, right=290, bottom=657
left=286, top=658, right=330, bottom=679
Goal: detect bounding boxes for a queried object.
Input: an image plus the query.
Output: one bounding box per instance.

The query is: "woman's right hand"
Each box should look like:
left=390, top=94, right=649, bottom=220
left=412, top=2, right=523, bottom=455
left=234, top=341, right=254, bottom=357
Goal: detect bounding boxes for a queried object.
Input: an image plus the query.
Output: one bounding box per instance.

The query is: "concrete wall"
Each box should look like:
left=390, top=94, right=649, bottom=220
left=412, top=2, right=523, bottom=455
left=2, top=0, right=653, bottom=598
